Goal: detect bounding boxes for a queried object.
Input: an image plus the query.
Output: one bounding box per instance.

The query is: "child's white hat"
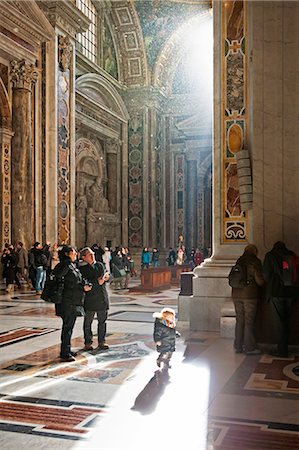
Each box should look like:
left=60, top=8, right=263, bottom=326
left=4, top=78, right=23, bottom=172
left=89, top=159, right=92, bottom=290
left=153, top=307, right=176, bottom=319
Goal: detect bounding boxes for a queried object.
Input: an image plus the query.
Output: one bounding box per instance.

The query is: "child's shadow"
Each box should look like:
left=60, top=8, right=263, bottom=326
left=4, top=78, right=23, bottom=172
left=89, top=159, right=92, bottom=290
left=131, top=369, right=170, bottom=415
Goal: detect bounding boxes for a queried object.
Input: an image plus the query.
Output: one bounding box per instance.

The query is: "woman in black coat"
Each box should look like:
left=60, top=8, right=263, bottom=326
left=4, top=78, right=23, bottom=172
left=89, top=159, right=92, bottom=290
left=54, top=246, right=91, bottom=362
left=1, top=246, right=17, bottom=293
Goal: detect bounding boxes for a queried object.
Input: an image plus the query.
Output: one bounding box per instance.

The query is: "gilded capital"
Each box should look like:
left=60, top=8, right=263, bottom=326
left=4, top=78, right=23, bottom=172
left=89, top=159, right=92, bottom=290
left=58, top=35, right=73, bottom=72
left=10, top=60, right=39, bottom=91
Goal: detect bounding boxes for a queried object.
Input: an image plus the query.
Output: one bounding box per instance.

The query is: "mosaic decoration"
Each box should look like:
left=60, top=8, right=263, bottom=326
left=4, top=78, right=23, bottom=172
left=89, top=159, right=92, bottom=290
left=134, top=0, right=207, bottom=68
left=128, top=114, right=144, bottom=247
left=111, top=2, right=147, bottom=86
left=175, top=154, right=185, bottom=238
left=103, top=17, right=118, bottom=80
left=155, top=112, right=163, bottom=247
left=0, top=140, right=11, bottom=245
left=222, top=0, right=248, bottom=242
left=0, top=327, right=58, bottom=348
left=57, top=35, right=72, bottom=244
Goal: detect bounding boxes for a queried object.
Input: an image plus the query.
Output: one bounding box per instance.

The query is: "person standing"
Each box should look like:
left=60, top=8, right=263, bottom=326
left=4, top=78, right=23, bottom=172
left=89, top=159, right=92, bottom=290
left=141, top=247, right=151, bottom=269
left=152, top=248, right=159, bottom=268
left=153, top=307, right=180, bottom=371
left=1, top=245, right=17, bottom=293
left=102, top=246, right=111, bottom=275
left=15, top=242, right=29, bottom=288
left=79, top=247, right=110, bottom=351
left=31, top=242, right=47, bottom=295
left=166, top=248, right=176, bottom=266
left=54, top=246, right=91, bottom=362
left=231, top=244, right=264, bottom=354
left=263, top=241, right=296, bottom=357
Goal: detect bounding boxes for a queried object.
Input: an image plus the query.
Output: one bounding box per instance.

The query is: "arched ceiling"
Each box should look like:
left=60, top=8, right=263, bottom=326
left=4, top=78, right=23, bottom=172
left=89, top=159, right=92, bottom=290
left=107, top=0, right=211, bottom=88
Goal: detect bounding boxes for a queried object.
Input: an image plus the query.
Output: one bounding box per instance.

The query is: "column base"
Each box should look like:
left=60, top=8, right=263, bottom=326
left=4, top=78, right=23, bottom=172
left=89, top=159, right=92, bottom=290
left=190, top=256, right=235, bottom=332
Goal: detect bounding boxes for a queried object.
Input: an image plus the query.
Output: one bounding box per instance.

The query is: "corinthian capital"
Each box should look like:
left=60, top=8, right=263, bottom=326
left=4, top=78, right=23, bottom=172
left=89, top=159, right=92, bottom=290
left=58, top=35, right=73, bottom=72
left=10, top=60, right=39, bottom=91
left=105, top=139, right=119, bottom=154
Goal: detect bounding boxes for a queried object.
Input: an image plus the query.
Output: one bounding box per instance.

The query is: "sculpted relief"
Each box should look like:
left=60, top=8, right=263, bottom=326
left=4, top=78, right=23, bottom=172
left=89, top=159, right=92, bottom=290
left=75, top=138, right=111, bottom=247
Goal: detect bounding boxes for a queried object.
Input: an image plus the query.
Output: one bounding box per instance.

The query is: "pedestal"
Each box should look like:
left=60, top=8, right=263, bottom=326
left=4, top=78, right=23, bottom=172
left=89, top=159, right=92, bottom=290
left=141, top=268, right=171, bottom=290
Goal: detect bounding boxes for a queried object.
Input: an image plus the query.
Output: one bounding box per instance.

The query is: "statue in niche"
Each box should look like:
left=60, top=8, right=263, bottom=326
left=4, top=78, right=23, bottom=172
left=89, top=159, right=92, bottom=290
left=87, top=176, right=110, bottom=213
left=75, top=180, right=88, bottom=246
left=86, top=207, right=97, bottom=245
left=75, top=188, right=87, bottom=216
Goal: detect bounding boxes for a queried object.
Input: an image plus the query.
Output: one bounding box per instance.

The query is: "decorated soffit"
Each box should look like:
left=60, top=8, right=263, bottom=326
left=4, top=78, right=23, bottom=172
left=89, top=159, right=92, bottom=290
left=108, top=0, right=149, bottom=87
left=76, top=73, right=129, bottom=121
left=133, top=0, right=211, bottom=69
left=174, top=112, right=212, bottom=138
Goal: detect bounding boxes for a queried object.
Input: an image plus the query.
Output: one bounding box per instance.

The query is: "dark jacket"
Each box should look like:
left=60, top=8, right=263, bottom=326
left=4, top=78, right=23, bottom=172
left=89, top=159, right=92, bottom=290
left=31, top=249, right=47, bottom=269
left=79, top=261, right=109, bottom=311
left=1, top=252, right=17, bottom=284
left=153, top=319, right=177, bottom=353
left=232, top=252, right=264, bottom=299
left=54, top=258, right=85, bottom=316
left=263, top=246, right=296, bottom=299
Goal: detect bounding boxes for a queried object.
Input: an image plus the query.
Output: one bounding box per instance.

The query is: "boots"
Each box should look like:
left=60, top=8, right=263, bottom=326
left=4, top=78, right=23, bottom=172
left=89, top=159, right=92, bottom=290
left=6, top=284, right=14, bottom=293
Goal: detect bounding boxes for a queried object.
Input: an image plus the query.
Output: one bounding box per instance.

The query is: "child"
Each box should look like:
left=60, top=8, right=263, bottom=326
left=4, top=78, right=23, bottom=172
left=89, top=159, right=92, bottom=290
left=153, top=307, right=180, bottom=370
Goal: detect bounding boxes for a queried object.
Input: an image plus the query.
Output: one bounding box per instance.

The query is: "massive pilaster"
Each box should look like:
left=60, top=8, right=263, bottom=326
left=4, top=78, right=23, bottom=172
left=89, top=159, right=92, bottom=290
left=105, top=139, right=118, bottom=214
left=125, top=87, right=165, bottom=250
left=10, top=60, right=38, bottom=248
left=39, top=0, right=89, bottom=244
left=189, top=0, right=249, bottom=332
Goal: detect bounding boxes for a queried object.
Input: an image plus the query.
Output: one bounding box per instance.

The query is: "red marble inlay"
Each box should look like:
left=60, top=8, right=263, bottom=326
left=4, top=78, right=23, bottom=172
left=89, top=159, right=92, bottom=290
left=0, top=400, right=104, bottom=436
left=0, top=327, right=56, bottom=347
left=212, top=420, right=299, bottom=449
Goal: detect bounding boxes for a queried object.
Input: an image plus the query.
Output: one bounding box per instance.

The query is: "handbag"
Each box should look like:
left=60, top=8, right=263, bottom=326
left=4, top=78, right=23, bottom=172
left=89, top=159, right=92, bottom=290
left=113, top=266, right=126, bottom=278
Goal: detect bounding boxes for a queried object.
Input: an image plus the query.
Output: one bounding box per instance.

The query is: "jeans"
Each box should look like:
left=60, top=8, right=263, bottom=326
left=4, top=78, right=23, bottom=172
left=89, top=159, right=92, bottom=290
left=271, top=297, right=293, bottom=355
left=233, top=298, right=258, bottom=352
left=60, top=310, right=77, bottom=358
left=153, top=261, right=159, bottom=268
left=84, top=310, right=108, bottom=345
left=35, top=266, right=46, bottom=292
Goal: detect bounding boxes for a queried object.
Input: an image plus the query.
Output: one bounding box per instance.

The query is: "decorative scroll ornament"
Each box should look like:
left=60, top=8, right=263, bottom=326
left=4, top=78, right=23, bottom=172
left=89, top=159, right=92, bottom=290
left=58, top=35, right=72, bottom=72
left=10, top=60, right=39, bottom=90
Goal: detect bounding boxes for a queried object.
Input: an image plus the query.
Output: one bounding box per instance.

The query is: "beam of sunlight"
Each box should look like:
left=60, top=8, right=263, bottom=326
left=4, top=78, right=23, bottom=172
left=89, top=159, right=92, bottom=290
left=75, top=351, right=211, bottom=450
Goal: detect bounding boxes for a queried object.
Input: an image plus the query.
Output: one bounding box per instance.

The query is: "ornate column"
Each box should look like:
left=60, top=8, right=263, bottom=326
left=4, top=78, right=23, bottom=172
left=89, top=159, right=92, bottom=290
left=186, top=151, right=198, bottom=250
left=57, top=35, right=73, bottom=244
left=105, top=139, right=118, bottom=214
left=0, top=128, right=14, bottom=246
left=10, top=60, right=38, bottom=248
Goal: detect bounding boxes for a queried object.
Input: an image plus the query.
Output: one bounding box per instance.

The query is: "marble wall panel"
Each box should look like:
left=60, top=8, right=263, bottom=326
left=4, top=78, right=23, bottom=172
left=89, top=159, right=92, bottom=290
left=222, top=0, right=248, bottom=243
left=250, top=1, right=299, bottom=254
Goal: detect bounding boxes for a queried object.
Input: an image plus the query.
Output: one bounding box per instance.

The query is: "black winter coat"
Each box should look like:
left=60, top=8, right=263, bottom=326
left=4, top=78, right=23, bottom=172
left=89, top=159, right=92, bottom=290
left=1, top=253, right=17, bottom=283
left=153, top=319, right=177, bottom=353
left=263, top=249, right=296, bottom=299
left=79, top=261, right=109, bottom=311
left=54, top=258, right=85, bottom=316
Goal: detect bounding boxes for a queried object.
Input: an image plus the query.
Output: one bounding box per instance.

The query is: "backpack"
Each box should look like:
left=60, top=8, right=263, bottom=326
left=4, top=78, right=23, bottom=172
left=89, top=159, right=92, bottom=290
left=281, top=254, right=299, bottom=287
left=228, top=262, right=249, bottom=288
left=41, top=272, right=65, bottom=304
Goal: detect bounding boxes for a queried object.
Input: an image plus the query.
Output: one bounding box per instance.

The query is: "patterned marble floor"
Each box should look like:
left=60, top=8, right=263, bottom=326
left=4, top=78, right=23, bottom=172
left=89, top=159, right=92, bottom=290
left=0, top=279, right=299, bottom=449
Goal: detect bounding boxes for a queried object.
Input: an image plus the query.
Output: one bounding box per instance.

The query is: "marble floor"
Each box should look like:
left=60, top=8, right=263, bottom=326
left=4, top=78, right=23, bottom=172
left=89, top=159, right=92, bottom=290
left=0, top=280, right=299, bottom=450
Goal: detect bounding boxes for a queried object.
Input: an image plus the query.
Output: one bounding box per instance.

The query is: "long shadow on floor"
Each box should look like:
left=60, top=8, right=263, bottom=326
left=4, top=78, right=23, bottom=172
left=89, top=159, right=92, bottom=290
left=131, top=369, right=170, bottom=415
